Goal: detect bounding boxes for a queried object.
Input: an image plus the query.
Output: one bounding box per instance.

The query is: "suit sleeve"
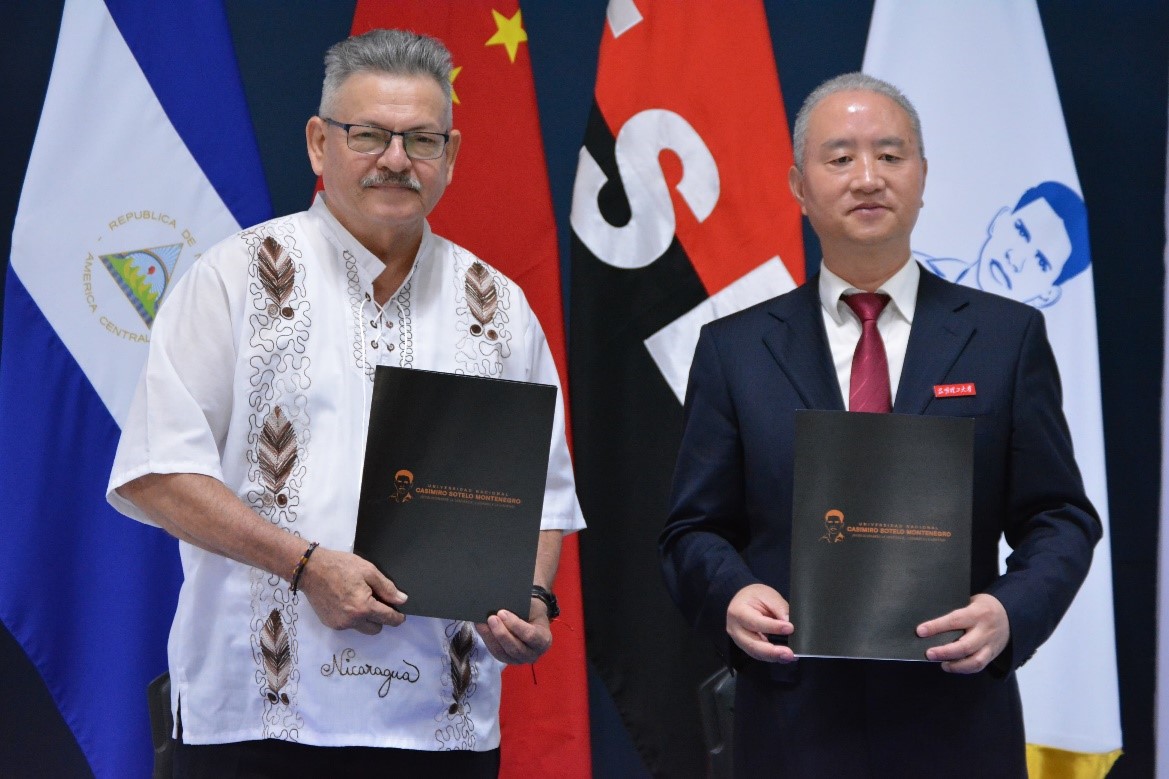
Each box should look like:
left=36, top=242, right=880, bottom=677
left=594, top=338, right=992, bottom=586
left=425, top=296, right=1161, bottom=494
left=659, top=324, right=761, bottom=656
left=983, top=309, right=1102, bottom=671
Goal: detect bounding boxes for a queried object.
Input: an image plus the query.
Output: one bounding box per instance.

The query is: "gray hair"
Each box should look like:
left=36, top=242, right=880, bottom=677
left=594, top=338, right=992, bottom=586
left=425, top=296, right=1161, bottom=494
left=319, top=29, right=453, bottom=126
left=791, top=72, right=923, bottom=171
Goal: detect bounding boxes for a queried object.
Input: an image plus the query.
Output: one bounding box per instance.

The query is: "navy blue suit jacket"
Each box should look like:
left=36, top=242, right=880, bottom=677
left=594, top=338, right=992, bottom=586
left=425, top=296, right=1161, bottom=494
left=659, top=269, right=1100, bottom=778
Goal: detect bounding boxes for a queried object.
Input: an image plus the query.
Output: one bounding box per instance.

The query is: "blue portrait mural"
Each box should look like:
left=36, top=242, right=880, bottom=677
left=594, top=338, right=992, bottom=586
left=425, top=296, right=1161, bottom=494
left=916, top=181, right=1090, bottom=308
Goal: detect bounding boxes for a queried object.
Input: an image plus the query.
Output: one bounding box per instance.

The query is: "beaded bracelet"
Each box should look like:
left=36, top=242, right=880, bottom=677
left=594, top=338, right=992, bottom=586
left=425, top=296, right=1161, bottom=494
left=289, top=541, right=320, bottom=594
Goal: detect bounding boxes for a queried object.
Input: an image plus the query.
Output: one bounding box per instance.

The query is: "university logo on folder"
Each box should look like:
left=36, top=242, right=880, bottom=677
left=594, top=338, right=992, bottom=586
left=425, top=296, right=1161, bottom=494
left=0, top=1, right=271, bottom=776
left=569, top=1, right=804, bottom=774
left=864, top=3, right=1122, bottom=776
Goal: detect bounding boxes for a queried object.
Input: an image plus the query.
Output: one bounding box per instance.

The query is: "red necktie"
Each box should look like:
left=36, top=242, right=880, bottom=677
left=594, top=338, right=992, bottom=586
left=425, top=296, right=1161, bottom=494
left=843, top=293, right=892, bottom=413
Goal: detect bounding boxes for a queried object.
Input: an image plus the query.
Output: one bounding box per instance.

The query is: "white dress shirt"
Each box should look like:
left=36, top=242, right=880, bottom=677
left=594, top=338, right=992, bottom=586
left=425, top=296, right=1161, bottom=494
left=818, top=258, right=920, bottom=408
left=108, top=194, right=583, bottom=751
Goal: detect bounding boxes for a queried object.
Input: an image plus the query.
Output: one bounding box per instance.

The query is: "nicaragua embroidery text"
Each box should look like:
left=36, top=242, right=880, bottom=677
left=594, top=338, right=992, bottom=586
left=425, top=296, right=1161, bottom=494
left=320, top=648, right=422, bottom=698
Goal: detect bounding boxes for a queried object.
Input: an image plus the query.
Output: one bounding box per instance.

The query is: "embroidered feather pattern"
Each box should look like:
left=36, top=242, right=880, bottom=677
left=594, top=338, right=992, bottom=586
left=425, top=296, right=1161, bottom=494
left=448, top=621, right=475, bottom=714
left=259, top=407, right=297, bottom=503
left=257, top=235, right=295, bottom=307
left=464, top=262, right=497, bottom=325
left=260, top=608, right=291, bottom=704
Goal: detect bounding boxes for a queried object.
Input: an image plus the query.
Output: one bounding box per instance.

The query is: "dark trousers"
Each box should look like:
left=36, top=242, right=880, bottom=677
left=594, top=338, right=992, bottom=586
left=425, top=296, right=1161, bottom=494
left=732, top=659, right=1026, bottom=779
left=173, top=738, right=501, bottom=778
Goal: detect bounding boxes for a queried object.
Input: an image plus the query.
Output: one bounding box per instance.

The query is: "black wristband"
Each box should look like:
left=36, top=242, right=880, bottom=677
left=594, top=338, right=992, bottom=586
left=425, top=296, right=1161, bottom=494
left=530, top=585, right=560, bottom=620
left=289, top=541, right=319, bottom=594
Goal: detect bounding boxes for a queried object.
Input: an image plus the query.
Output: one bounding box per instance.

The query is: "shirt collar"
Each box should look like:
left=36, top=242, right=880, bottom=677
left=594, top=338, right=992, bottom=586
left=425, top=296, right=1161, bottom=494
left=819, top=257, right=920, bottom=325
left=310, top=193, right=433, bottom=288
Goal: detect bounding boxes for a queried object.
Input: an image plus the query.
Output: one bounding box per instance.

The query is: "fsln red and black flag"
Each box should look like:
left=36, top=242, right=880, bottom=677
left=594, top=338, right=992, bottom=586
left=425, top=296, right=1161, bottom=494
left=349, top=3, right=590, bottom=778
left=569, top=1, right=804, bottom=775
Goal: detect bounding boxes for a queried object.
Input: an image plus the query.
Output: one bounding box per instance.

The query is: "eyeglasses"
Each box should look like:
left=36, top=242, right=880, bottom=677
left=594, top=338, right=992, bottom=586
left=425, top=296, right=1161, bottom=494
left=322, top=118, right=450, bottom=160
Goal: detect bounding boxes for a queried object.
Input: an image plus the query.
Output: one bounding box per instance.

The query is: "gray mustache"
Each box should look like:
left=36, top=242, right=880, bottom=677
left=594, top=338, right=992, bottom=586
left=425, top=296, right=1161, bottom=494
left=361, top=171, right=421, bottom=191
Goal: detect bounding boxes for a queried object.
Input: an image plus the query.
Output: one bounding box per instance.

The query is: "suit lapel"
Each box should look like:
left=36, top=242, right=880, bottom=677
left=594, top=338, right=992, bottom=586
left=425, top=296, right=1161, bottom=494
left=761, top=279, right=845, bottom=410
left=894, top=270, right=976, bottom=415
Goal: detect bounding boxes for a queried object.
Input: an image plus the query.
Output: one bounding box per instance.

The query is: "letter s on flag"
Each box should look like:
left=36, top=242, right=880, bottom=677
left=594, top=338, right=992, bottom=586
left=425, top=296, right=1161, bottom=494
left=570, top=109, right=720, bottom=269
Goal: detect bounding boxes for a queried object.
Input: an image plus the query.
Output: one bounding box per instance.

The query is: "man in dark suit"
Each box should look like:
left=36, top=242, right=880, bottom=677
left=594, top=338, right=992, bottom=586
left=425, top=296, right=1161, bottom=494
left=659, top=72, right=1100, bottom=778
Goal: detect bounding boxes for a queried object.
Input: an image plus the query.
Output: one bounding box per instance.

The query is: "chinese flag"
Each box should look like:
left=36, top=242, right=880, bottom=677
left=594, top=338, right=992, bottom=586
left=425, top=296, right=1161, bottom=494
left=349, top=3, right=590, bottom=777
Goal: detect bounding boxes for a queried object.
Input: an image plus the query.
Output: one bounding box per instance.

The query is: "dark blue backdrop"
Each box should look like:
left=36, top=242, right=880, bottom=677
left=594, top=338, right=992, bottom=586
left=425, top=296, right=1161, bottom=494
left=2, top=2, right=1165, bottom=776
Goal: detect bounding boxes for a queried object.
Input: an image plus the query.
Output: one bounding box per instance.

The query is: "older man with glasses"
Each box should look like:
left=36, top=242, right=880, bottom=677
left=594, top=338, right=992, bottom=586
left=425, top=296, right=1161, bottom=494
left=107, top=28, right=583, bottom=777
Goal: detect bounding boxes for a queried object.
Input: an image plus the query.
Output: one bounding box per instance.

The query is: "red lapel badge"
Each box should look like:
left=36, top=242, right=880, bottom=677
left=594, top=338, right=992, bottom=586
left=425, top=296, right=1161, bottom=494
left=933, top=383, right=976, bottom=398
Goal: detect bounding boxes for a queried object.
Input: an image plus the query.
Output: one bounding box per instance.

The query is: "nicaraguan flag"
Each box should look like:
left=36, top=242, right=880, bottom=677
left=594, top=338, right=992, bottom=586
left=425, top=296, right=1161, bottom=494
left=864, top=2, right=1122, bottom=776
left=0, top=1, right=270, bottom=776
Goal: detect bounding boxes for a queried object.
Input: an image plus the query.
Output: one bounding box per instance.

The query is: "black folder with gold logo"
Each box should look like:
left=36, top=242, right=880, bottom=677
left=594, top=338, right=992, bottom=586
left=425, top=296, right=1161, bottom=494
left=789, top=410, right=973, bottom=661
left=354, top=366, right=556, bottom=623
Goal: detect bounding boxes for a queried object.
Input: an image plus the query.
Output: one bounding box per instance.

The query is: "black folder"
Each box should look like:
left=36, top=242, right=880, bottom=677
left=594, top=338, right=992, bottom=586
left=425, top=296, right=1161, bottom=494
left=789, top=410, right=973, bottom=660
left=353, top=366, right=556, bottom=623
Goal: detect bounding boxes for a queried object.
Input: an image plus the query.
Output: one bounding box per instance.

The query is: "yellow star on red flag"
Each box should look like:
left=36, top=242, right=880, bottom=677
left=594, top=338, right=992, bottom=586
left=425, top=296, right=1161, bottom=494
left=485, top=8, right=527, bottom=63
left=449, top=65, right=462, bottom=104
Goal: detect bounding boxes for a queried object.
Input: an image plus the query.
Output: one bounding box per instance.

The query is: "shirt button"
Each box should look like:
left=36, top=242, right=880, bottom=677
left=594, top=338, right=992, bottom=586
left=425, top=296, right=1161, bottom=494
left=386, top=321, right=394, bottom=328
left=371, top=340, right=378, bottom=349
left=387, top=344, right=395, bottom=351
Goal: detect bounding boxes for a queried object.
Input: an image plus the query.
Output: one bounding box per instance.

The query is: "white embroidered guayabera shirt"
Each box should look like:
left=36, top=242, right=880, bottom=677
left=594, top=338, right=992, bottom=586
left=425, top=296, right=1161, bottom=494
left=108, top=194, right=584, bottom=751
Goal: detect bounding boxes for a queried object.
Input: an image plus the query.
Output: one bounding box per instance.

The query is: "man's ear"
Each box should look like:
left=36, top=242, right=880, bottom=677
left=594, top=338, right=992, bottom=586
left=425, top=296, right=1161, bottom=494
left=306, top=116, right=327, bottom=177
left=788, top=165, right=807, bottom=215
left=443, top=128, right=462, bottom=185
left=920, top=156, right=928, bottom=207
